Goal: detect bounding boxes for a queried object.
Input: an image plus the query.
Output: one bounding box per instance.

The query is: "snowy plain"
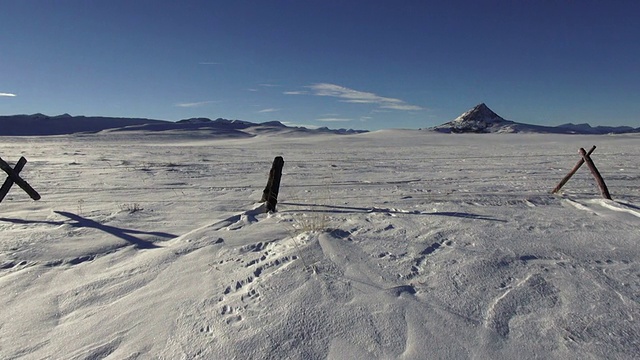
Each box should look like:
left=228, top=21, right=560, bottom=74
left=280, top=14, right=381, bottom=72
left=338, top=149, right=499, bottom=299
left=0, top=129, right=639, bottom=359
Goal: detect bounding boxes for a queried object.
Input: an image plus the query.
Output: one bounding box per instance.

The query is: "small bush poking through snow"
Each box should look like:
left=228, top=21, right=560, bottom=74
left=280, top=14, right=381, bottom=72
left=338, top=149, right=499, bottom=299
left=291, top=212, right=330, bottom=234
left=119, top=203, right=143, bottom=213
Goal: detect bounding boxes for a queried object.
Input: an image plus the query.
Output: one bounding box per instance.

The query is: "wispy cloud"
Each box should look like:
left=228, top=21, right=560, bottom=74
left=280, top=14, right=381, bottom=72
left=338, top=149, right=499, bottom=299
left=307, top=83, right=423, bottom=111
left=283, top=90, right=308, bottom=95
left=258, top=108, right=279, bottom=113
left=316, top=117, right=353, bottom=122
left=0, top=92, right=17, bottom=97
left=175, top=100, right=218, bottom=107
left=259, top=83, right=281, bottom=88
left=382, top=103, right=424, bottom=111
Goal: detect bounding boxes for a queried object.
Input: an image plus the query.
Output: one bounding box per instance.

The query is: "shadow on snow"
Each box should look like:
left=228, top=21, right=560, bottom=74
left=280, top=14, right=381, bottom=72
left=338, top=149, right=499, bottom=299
left=279, top=202, right=506, bottom=222
left=0, top=212, right=177, bottom=249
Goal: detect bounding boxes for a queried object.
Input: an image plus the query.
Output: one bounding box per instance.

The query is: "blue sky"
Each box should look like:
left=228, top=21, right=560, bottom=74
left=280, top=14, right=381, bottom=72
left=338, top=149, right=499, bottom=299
left=1, top=1, right=639, bottom=130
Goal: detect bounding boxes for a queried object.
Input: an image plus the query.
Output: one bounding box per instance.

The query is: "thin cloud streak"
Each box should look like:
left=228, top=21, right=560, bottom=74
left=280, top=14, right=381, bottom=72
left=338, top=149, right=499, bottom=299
left=308, top=83, right=423, bottom=111
left=175, top=100, right=218, bottom=107
left=283, top=90, right=308, bottom=95
left=258, top=108, right=279, bottom=113
left=381, top=103, right=423, bottom=111
left=0, top=93, right=17, bottom=97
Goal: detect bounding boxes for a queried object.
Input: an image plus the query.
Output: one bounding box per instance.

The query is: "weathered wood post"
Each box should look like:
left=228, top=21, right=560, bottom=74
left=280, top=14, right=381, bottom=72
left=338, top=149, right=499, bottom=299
left=0, top=156, right=41, bottom=203
left=261, top=156, right=284, bottom=212
left=579, top=147, right=612, bottom=200
left=552, top=145, right=596, bottom=194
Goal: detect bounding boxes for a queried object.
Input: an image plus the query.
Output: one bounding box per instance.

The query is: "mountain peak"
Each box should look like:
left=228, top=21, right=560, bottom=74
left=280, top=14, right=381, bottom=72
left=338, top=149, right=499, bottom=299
left=430, top=104, right=640, bottom=134
left=435, top=103, right=510, bottom=133
left=454, top=103, right=504, bottom=123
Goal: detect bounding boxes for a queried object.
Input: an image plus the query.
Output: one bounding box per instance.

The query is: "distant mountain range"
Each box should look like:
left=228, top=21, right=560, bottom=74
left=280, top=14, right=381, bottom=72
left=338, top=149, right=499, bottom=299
left=0, top=113, right=367, bottom=136
left=430, top=103, right=640, bottom=134
left=1, top=106, right=637, bottom=136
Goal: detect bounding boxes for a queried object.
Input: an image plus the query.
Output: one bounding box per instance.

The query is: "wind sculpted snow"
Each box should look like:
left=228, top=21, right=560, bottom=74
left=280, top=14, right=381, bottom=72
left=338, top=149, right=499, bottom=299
left=0, top=131, right=638, bottom=359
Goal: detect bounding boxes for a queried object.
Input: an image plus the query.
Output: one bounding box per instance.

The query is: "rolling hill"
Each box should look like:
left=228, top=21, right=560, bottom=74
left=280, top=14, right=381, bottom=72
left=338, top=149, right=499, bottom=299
left=0, top=114, right=366, bottom=136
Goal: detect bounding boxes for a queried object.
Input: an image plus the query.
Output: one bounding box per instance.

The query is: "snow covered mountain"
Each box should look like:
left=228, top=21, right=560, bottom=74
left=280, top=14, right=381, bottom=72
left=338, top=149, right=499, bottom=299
left=431, top=103, right=640, bottom=134
left=442, top=103, right=515, bottom=133
left=0, top=114, right=367, bottom=136
left=0, top=114, right=167, bottom=136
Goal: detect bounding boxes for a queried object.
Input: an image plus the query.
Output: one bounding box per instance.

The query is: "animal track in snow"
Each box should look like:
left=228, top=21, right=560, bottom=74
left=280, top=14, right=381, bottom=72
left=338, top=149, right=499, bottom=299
left=198, top=324, right=213, bottom=334
left=402, top=232, right=453, bottom=280
left=2, top=254, right=100, bottom=273
left=215, top=236, right=300, bottom=327
left=238, top=241, right=270, bottom=253
left=385, top=284, right=417, bottom=297
left=420, top=242, right=442, bottom=256
left=66, top=254, right=97, bottom=265
left=0, top=260, right=29, bottom=270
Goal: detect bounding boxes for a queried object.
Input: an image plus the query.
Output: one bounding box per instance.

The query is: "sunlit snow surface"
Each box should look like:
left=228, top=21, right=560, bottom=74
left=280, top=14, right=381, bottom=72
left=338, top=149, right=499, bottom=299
left=1, top=131, right=639, bottom=359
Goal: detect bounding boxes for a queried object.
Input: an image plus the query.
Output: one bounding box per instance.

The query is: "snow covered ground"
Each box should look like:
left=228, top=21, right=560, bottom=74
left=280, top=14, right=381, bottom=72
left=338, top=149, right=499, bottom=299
left=0, top=130, right=638, bottom=359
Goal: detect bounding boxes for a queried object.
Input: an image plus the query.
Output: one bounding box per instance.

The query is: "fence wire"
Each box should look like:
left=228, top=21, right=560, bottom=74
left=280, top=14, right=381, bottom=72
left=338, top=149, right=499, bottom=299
left=2, top=150, right=638, bottom=212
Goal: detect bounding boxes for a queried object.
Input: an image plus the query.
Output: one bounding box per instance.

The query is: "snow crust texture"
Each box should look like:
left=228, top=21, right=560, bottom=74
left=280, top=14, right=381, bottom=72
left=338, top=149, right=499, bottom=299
left=0, top=131, right=639, bottom=359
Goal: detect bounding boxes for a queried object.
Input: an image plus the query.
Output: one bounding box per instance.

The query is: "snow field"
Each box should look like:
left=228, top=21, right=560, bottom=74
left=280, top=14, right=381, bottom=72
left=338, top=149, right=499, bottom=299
left=0, top=131, right=639, bottom=359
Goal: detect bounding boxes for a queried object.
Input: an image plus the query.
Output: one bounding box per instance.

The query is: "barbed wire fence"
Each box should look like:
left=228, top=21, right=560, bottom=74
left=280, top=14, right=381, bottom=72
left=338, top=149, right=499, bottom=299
left=2, top=149, right=638, bottom=214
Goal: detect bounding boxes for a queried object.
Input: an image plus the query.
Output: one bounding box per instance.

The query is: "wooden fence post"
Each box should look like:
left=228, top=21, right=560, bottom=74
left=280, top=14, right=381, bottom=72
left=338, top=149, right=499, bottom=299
left=552, top=145, right=596, bottom=194
left=261, top=156, right=284, bottom=212
left=579, top=148, right=612, bottom=200
left=0, top=156, right=41, bottom=203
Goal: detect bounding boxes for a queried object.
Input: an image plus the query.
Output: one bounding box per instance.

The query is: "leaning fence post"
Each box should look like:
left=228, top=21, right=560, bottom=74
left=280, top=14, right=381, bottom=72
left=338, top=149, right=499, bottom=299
left=579, top=148, right=611, bottom=200
left=0, top=156, right=41, bottom=203
left=552, top=145, right=596, bottom=194
left=261, top=156, right=284, bottom=212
